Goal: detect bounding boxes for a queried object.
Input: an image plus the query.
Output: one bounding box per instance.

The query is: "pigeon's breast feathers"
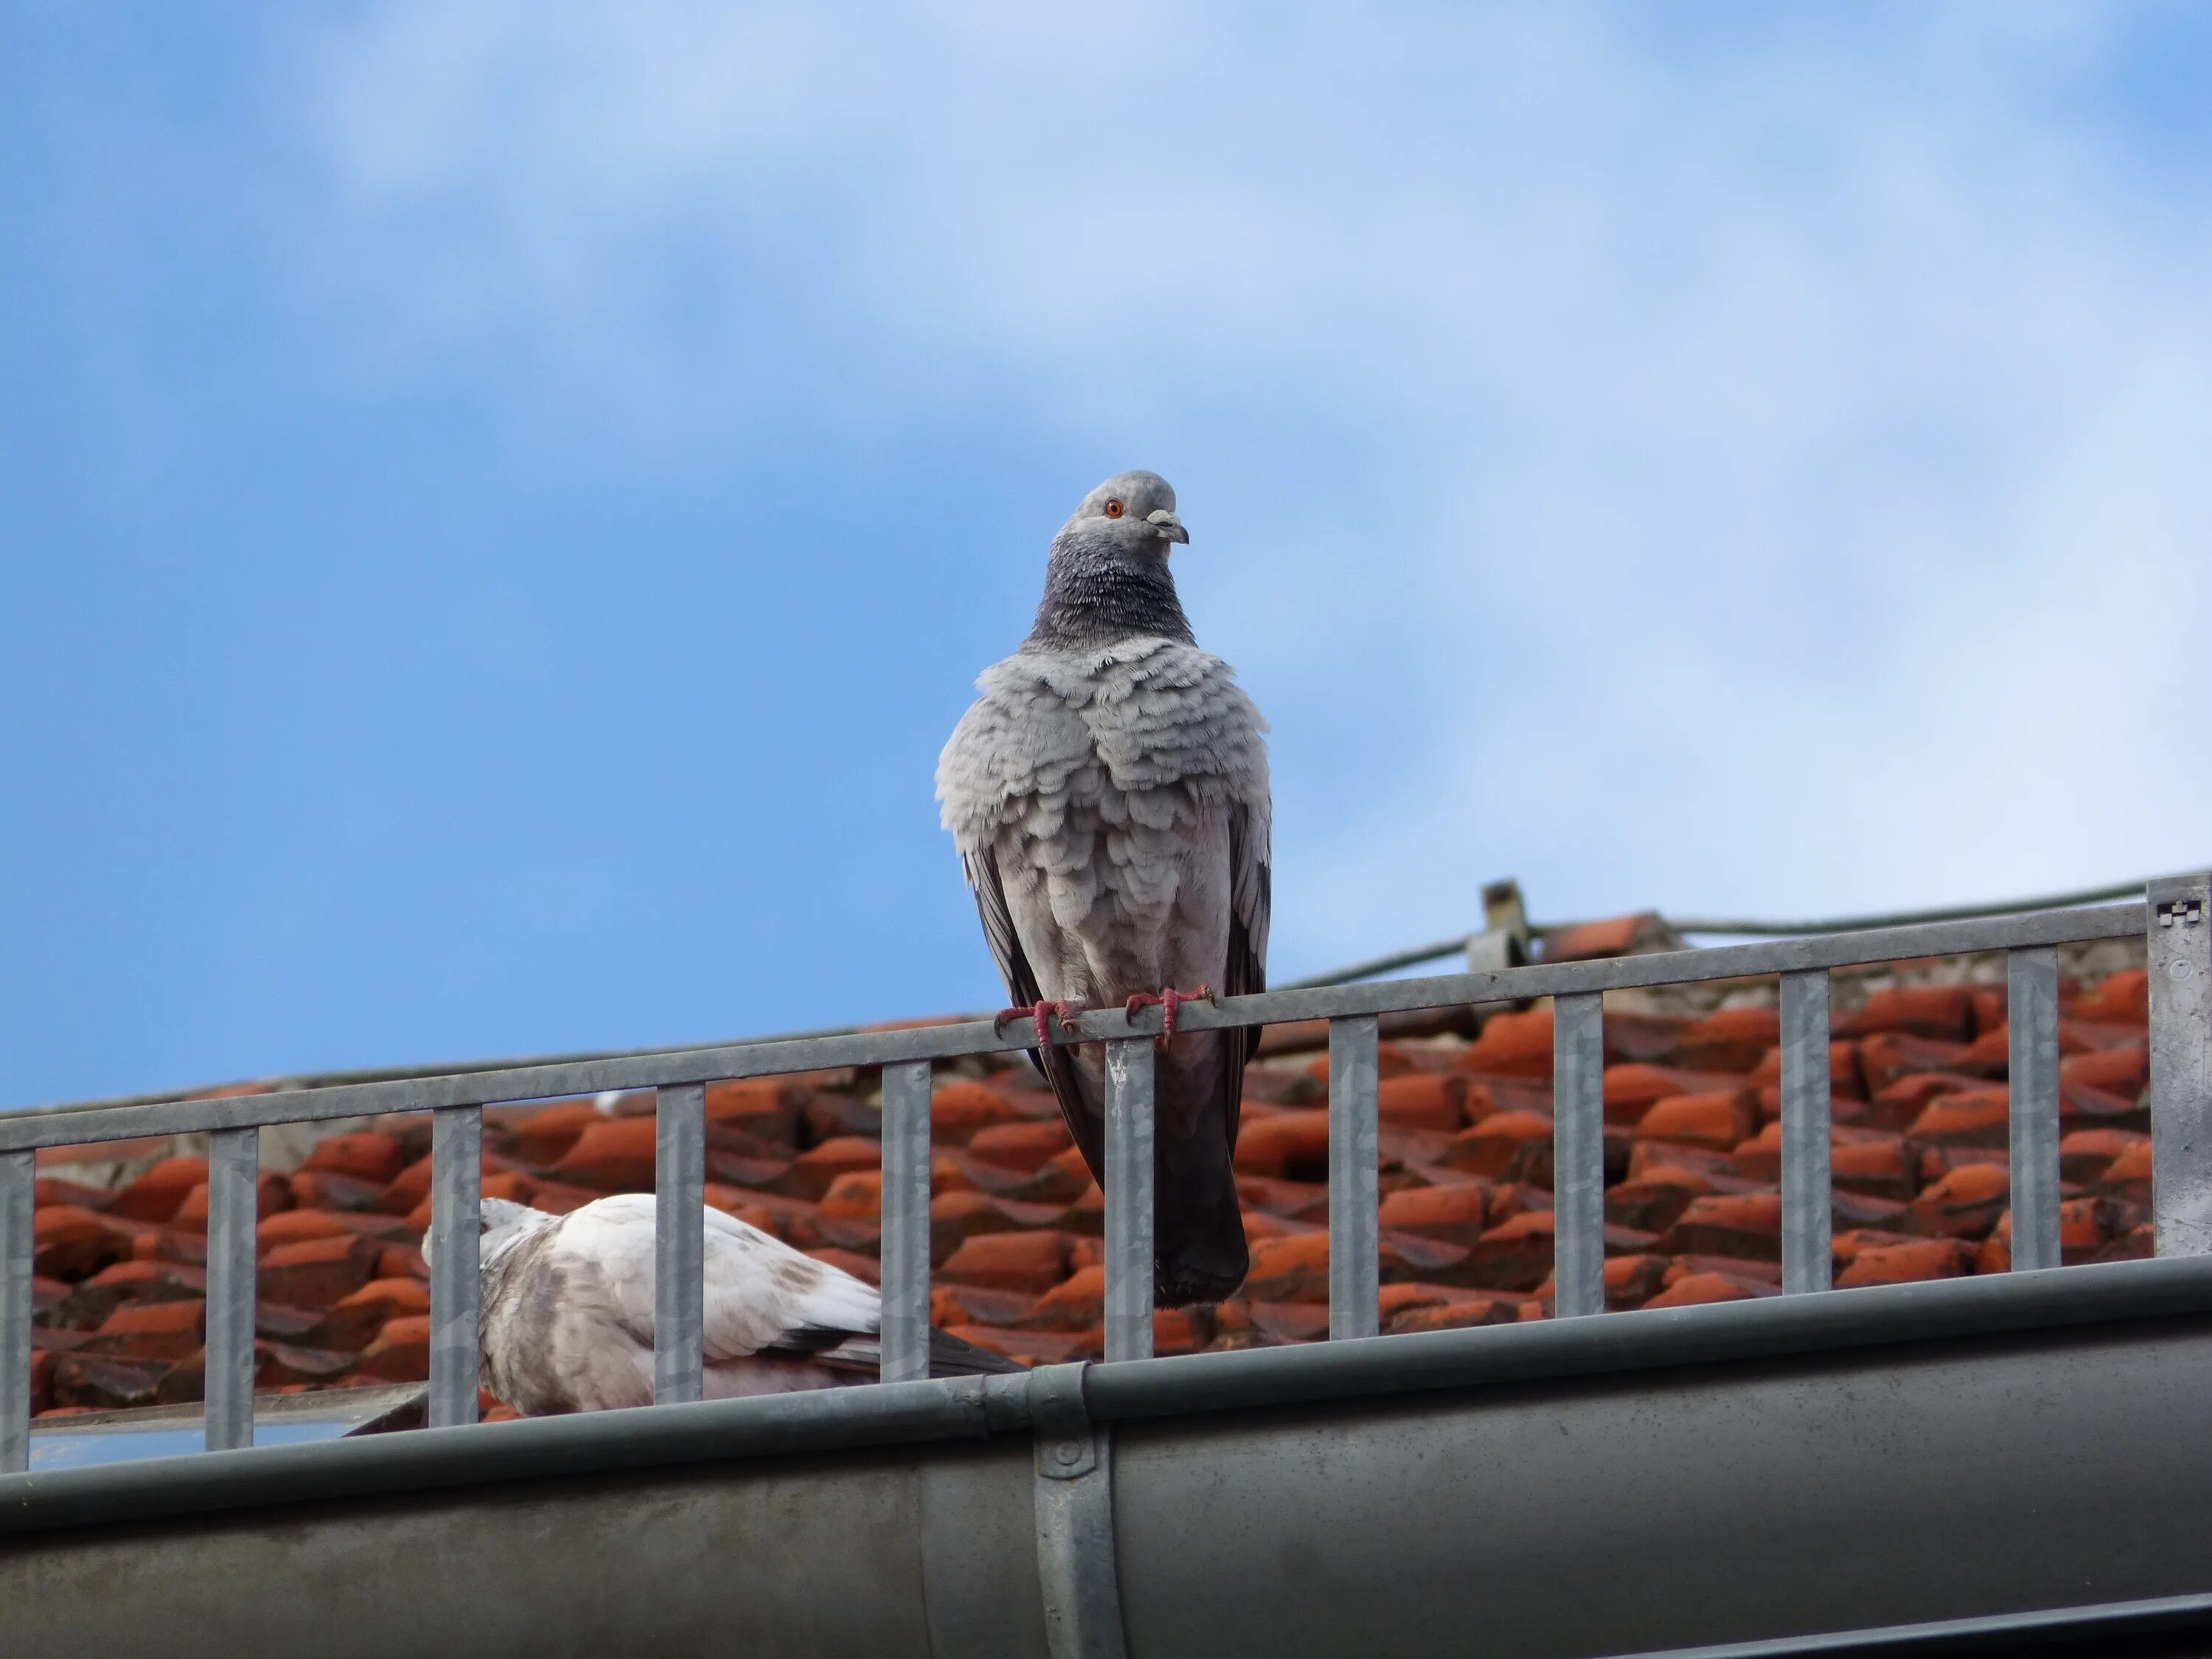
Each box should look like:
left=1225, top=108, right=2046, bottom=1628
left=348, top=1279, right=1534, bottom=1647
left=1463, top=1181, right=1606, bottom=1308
left=937, top=637, right=1270, bottom=853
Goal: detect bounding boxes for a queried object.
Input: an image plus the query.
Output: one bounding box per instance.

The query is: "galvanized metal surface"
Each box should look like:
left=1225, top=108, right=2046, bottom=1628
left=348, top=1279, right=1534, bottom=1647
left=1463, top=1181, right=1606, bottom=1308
left=1778, top=970, right=1832, bottom=1295
left=0, top=1150, right=29, bottom=1473
left=877, top=1060, right=933, bottom=1385
left=653, top=1083, right=706, bottom=1405
left=203, top=1127, right=259, bottom=1452
left=2007, top=947, right=2062, bottom=1273
left=2150, top=873, right=2212, bottom=1256
left=428, top=1106, right=481, bottom=1428
left=1107, top=1320, right=2212, bottom=1659
left=1102, top=1039, right=1155, bottom=1363
left=4, top=1267, right=2212, bottom=1659
left=1552, top=992, right=1604, bottom=1318
left=1029, top=1364, right=1129, bottom=1659
left=1327, top=1015, right=1380, bottom=1340
left=0, top=902, right=2150, bottom=1152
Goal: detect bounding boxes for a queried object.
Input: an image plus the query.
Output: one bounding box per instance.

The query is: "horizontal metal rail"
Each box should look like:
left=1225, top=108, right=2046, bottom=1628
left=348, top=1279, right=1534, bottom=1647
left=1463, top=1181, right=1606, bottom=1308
left=0, top=885, right=2203, bottom=1477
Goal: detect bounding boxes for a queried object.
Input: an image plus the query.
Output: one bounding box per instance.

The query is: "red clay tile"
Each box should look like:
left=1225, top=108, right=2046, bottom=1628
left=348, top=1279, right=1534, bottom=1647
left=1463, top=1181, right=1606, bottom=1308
left=52, top=1259, right=207, bottom=1328
left=1656, top=1193, right=1783, bottom=1261
left=927, top=1192, right=1065, bottom=1264
left=258, top=1341, right=357, bottom=1386
left=1458, top=1009, right=1555, bottom=1079
left=1644, top=1272, right=1761, bottom=1310
left=1302, top=1041, right=1419, bottom=1087
left=1377, top=1183, right=1490, bottom=1246
left=819, top=1170, right=882, bottom=1222
left=1604, top=1172, right=1711, bottom=1234
left=546, top=1117, right=671, bottom=1192
left=302, top=1132, right=409, bottom=1186
left=1234, top=1109, right=1332, bottom=1180
left=1635, top=1092, right=1757, bottom=1151
left=1458, top=1211, right=1557, bottom=1293
left=1445, top=1110, right=1554, bottom=1178
left=1859, top=1031, right=1981, bottom=1093
left=260, top=1234, right=382, bottom=1307
left=1906, top=1087, right=2011, bottom=1147
left=1835, top=1238, right=1974, bottom=1287
left=288, top=1170, right=393, bottom=1214
left=939, top=1230, right=1073, bottom=1293
left=1672, top=1008, right=1781, bottom=1073
left=2062, top=1046, right=2148, bottom=1102
left=1024, top=1265, right=1107, bottom=1331
left=49, top=1353, right=172, bottom=1411
left=928, top=1079, right=1032, bottom=1144
left=2070, top=969, right=2149, bottom=1026
left=1607, top=1063, right=1768, bottom=1126
left=1752, top=1040, right=1858, bottom=1106
left=1388, top=1298, right=1522, bottom=1334
left=110, top=1157, right=212, bottom=1224
left=703, top=1078, right=803, bottom=1141
left=1377, top=1072, right=1469, bottom=1132
left=966, top=1119, right=1077, bottom=1172
left=1835, top=987, right=1977, bottom=1043
left=929, top=1284, right=1038, bottom=1327
left=352, top=1315, right=431, bottom=1381
left=1243, top=1234, right=1333, bottom=1302
left=2098, top=1138, right=2154, bottom=1196
left=1903, top=1164, right=2010, bottom=1238
left=2059, top=1128, right=2149, bottom=1185
left=32, top=1206, right=136, bottom=1280
left=1604, top=1253, right=1672, bottom=1310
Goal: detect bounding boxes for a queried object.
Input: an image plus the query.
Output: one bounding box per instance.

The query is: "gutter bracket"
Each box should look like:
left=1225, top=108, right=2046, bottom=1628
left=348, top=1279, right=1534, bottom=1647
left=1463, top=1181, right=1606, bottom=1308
left=1029, top=1363, right=1129, bottom=1659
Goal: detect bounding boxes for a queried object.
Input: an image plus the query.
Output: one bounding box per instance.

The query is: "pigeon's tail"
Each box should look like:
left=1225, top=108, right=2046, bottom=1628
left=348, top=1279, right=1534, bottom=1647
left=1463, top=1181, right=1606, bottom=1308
left=925, top=1326, right=1029, bottom=1377
left=812, top=1327, right=1028, bottom=1380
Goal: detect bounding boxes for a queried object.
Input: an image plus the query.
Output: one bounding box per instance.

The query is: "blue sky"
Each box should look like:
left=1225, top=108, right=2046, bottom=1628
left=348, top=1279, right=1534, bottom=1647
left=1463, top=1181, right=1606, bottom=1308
left=6, top=4, right=2211, bottom=1107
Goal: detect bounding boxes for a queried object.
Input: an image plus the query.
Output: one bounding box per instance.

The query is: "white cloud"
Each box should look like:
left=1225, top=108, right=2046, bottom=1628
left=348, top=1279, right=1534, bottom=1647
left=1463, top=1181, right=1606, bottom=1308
left=293, top=1, right=2212, bottom=968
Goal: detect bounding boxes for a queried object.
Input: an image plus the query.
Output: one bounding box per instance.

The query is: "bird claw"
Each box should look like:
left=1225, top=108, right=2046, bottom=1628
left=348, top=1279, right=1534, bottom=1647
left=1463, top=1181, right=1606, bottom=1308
left=1124, top=984, right=1217, bottom=1046
left=994, top=1001, right=1085, bottom=1046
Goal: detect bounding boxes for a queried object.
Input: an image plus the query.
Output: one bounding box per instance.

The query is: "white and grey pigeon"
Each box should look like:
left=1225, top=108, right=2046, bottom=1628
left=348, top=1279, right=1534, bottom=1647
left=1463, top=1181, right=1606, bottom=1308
left=936, top=470, right=1270, bottom=1307
left=428, top=1195, right=1018, bottom=1415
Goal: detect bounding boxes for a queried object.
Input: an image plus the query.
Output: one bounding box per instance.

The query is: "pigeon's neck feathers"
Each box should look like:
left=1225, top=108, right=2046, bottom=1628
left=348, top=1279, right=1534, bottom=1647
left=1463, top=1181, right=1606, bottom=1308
left=1025, top=529, right=1194, bottom=650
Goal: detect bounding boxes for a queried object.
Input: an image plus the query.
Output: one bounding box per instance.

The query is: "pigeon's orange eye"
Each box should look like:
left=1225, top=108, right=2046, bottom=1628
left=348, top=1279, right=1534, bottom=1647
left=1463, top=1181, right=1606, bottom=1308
left=1104, top=500, right=1124, bottom=518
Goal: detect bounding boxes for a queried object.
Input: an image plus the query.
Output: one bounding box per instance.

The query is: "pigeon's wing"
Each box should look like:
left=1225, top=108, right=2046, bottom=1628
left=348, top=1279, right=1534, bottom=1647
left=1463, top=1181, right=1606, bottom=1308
left=701, top=1205, right=880, bottom=1358
left=966, top=841, right=1102, bottom=1173
left=549, top=1194, right=880, bottom=1361
left=806, top=1325, right=1029, bottom=1379
left=1223, top=786, right=1272, bottom=1107
left=938, top=661, right=1106, bottom=1174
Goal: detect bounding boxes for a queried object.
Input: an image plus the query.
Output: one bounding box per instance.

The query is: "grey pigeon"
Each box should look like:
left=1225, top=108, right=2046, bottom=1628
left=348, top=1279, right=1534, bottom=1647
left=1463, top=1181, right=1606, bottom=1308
left=936, top=470, right=1271, bottom=1307
left=425, top=1195, right=1018, bottom=1415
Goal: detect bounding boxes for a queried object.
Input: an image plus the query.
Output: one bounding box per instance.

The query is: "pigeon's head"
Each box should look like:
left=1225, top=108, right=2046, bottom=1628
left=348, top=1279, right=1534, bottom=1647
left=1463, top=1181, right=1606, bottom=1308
left=420, top=1195, right=556, bottom=1271
left=1062, top=470, right=1189, bottom=557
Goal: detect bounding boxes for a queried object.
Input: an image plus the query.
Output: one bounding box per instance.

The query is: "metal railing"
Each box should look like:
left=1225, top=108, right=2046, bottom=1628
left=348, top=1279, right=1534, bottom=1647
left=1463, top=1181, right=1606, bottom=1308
left=4, top=873, right=2209, bottom=1474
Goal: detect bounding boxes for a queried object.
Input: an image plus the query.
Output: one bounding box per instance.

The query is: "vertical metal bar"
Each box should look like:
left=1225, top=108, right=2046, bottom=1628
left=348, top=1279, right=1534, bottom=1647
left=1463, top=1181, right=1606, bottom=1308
left=1102, top=1037, right=1155, bottom=1363
left=2150, top=872, right=2212, bottom=1256
left=1328, top=1015, right=1381, bottom=1340
left=2008, top=946, right=2062, bottom=1272
left=653, top=1082, right=706, bottom=1405
left=1551, top=992, right=1605, bottom=1318
left=1779, top=970, right=1834, bottom=1294
left=429, top=1105, right=482, bottom=1427
left=879, top=1060, right=933, bottom=1384
left=204, top=1127, right=259, bottom=1451
left=0, top=1150, right=31, bottom=1474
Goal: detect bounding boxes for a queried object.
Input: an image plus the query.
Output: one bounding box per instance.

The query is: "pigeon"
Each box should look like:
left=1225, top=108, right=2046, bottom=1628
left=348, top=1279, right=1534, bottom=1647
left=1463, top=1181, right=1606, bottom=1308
left=426, top=1195, right=1020, bottom=1415
left=936, top=470, right=1271, bottom=1307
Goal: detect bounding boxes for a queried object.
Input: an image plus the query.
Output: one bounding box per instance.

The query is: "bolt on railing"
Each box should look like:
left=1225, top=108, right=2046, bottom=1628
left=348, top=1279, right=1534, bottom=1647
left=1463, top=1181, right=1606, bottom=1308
left=1, top=877, right=2208, bottom=1472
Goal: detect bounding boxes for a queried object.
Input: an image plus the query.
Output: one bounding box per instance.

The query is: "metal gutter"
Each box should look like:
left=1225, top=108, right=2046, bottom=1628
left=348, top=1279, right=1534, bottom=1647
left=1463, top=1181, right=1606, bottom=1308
left=6, top=1254, right=2209, bottom=1539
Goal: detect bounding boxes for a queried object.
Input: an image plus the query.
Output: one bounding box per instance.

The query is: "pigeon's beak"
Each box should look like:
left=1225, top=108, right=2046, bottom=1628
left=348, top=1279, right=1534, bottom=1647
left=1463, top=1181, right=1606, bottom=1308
left=1147, top=509, right=1190, bottom=544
